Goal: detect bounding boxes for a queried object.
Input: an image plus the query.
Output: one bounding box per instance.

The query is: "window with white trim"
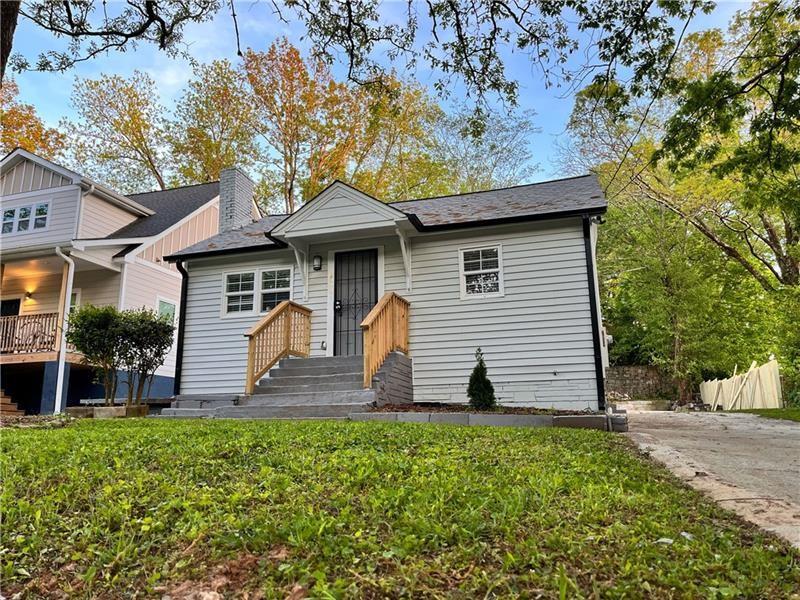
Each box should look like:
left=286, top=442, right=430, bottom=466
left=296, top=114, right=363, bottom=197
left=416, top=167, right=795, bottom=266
left=224, top=272, right=255, bottom=314
left=460, top=245, right=503, bottom=298
left=2, top=202, right=49, bottom=234
left=158, top=299, right=177, bottom=325
left=260, top=268, right=291, bottom=311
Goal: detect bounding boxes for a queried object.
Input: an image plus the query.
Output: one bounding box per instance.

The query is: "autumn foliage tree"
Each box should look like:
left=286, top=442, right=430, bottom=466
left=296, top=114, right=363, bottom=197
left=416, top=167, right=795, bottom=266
left=0, top=79, right=63, bottom=158
left=169, top=60, right=259, bottom=184
left=63, top=72, right=170, bottom=193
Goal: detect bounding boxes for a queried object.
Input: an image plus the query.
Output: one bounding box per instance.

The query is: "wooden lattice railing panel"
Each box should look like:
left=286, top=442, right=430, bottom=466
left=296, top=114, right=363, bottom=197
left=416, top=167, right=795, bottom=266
left=244, top=301, right=312, bottom=394
left=360, top=292, right=410, bottom=388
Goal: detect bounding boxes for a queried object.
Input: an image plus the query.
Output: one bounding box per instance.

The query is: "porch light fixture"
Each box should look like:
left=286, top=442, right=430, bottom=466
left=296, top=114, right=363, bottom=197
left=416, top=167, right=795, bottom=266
left=312, top=255, right=323, bottom=271
left=25, top=291, right=33, bottom=299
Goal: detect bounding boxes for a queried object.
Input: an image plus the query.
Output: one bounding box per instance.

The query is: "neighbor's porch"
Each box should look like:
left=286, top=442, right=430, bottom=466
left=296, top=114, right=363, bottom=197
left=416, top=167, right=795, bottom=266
left=1, top=252, right=121, bottom=365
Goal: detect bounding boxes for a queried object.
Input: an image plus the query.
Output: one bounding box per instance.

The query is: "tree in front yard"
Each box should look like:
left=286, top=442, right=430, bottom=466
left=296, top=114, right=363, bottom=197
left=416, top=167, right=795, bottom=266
left=66, top=305, right=124, bottom=405
left=118, top=309, right=175, bottom=405
left=468, top=347, right=496, bottom=410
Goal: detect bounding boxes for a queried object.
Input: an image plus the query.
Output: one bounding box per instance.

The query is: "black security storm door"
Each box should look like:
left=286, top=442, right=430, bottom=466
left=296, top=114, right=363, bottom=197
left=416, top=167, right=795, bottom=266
left=333, top=249, right=378, bottom=356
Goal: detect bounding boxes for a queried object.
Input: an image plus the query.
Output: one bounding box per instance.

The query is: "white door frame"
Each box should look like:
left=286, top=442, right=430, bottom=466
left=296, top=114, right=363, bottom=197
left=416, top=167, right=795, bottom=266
left=325, top=245, right=384, bottom=357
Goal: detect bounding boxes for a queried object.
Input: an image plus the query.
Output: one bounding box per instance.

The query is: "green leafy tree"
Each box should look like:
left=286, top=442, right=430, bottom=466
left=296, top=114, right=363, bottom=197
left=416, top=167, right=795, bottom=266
left=62, top=72, right=170, bottom=192
left=468, top=348, right=497, bottom=410
left=169, top=59, right=259, bottom=184
left=5, top=0, right=712, bottom=120
left=118, top=309, right=175, bottom=405
left=66, top=305, right=124, bottom=405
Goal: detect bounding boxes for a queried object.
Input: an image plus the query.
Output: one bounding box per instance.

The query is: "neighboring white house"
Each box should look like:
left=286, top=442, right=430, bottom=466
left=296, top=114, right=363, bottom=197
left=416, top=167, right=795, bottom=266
left=167, top=170, right=609, bottom=412
left=0, top=149, right=258, bottom=415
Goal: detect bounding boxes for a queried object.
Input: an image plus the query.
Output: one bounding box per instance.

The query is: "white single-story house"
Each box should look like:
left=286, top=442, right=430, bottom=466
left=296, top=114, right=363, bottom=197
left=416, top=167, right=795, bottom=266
left=162, top=169, right=609, bottom=418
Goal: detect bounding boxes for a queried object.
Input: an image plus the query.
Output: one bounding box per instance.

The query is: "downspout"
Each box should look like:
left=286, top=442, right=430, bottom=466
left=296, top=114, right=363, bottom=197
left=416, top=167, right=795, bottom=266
left=54, top=246, right=75, bottom=414
left=173, top=261, right=189, bottom=396
left=582, top=215, right=606, bottom=412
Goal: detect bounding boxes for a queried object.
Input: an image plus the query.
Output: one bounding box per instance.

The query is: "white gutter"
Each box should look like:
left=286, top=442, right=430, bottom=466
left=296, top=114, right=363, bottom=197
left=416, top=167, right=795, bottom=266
left=54, top=246, right=75, bottom=414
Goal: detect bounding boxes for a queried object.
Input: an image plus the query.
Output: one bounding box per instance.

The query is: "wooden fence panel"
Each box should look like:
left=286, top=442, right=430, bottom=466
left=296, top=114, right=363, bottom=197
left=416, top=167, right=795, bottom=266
left=700, top=360, right=783, bottom=410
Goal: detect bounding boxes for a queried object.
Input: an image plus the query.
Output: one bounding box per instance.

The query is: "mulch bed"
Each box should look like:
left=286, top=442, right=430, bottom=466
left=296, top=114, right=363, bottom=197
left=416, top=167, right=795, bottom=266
left=0, top=414, right=74, bottom=429
left=371, top=403, right=592, bottom=416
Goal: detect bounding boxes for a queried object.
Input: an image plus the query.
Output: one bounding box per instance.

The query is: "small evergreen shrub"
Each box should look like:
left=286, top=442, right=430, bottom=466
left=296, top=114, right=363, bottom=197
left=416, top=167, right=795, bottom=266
left=467, top=347, right=497, bottom=410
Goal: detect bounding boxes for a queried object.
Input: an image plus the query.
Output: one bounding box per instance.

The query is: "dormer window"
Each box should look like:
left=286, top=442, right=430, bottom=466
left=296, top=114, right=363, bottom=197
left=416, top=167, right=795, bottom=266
left=2, top=203, right=49, bottom=234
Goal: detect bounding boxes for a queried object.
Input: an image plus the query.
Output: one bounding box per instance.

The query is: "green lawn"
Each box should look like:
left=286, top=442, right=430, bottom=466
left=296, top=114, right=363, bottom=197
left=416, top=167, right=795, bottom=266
left=740, top=408, right=800, bottom=423
left=2, top=420, right=798, bottom=598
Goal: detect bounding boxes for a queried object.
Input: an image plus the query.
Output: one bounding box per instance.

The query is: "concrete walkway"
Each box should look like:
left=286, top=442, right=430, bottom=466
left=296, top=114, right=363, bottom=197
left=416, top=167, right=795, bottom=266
left=626, top=411, right=800, bottom=547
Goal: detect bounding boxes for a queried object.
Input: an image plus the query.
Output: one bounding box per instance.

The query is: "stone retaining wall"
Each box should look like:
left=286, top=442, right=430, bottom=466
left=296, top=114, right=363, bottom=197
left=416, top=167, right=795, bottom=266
left=606, top=365, right=675, bottom=400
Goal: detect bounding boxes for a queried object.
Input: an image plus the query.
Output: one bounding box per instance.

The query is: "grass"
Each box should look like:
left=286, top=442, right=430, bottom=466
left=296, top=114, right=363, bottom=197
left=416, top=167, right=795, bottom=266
left=739, top=408, right=800, bottom=423
left=2, top=420, right=798, bottom=598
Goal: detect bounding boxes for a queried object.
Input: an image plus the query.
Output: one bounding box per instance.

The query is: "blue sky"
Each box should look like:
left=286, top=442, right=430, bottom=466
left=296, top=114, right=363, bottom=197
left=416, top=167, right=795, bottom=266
left=12, top=1, right=748, bottom=178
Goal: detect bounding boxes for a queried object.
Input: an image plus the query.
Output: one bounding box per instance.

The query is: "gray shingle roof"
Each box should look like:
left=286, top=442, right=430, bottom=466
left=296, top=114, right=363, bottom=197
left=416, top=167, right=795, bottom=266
left=103, top=181, right=220, bottom=239
left=167, top=174, right=605, bottom=261
left=388, top=175, right=605, bottom=227
left=168, top=215, right=288, bottom=258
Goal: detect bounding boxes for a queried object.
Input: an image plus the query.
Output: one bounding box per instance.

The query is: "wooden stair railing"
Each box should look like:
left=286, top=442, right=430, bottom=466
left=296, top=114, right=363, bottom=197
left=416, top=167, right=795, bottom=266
left=244, top=301, right=312, bottom=394
left=360, top=292, right=410, bottom=388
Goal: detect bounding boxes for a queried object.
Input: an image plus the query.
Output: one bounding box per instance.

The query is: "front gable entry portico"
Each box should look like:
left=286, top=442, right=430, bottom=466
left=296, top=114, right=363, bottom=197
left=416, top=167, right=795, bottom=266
left=271, top=181, right=415, bottom=295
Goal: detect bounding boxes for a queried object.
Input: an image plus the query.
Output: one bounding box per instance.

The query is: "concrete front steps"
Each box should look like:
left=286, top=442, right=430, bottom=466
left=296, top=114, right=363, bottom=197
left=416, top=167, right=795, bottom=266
left=160, top=355, right=376, bottom=419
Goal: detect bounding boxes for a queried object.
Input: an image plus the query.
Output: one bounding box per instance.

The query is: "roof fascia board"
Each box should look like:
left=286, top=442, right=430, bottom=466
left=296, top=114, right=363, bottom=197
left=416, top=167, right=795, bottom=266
left=81, top=181, right=154, bottom=216
left=0, top=148, right=82, bottom=182
left=165, top=243, right=285, bottom=263
left=405, top=206, right=607, bottom=232
left=72, top=236, right=153, bottom=249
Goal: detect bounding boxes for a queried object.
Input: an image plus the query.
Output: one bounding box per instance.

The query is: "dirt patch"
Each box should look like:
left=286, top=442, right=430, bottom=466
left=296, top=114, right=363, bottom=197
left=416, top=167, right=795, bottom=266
left=0, top=414, right=74, bottom=429
left=161, top=548, right=302, bottom=600
left=373, top=403, right=590, bottom=415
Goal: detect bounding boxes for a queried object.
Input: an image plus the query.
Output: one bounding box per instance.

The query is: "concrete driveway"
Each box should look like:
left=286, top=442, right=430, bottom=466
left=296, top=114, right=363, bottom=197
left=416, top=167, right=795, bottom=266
left=627, top=411, right=800, bottom=547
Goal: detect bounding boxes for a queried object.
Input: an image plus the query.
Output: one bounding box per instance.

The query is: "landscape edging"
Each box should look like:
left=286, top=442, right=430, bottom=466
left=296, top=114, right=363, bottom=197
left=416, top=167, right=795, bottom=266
left=349, top=412, right=627, bottom=431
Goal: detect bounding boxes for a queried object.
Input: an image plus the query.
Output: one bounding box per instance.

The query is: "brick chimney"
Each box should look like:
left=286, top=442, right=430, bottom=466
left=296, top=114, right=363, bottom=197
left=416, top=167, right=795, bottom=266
left=219, top=167, right=254, bottom=233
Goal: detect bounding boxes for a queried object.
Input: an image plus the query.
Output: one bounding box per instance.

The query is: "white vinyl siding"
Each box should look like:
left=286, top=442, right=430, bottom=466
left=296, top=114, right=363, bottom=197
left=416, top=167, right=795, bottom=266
left=0, top=187, right=80, bottom=251
left=0, top=269, right=119, bottom=316
left=180, top=252, right=300, bottom=394
left=179, top=219, right=599, bottom=409
left=122, top=261, right=182, bottom=377
left=78, top=192, right=139, bottom=238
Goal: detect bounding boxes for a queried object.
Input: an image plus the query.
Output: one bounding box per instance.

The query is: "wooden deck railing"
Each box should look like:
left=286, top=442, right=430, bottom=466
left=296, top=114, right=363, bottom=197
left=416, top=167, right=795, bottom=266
left=0, top=313, right=59, bottom=353
left=244, top=301, right=312, bottom=394
left=360, top=292, right=410, bottom=388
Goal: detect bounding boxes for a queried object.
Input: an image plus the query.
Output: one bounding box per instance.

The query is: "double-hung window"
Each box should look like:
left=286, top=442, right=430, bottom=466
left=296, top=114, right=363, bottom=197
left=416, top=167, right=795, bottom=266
left=460, top=245, right=504, bottom=298
left=260, top=268, right=291, bottom=311
left=223, top=268, right=292, bottom=316
left=224, top=272, right=255, bottom=314
left=2, top=202, right=49, bottom=234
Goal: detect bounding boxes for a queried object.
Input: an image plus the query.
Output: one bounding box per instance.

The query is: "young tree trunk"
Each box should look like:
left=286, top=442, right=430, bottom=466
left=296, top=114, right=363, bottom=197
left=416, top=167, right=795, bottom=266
left=110, top=372, right=119, bottom=407
left=135, top=371, right=148, bottom=405
left=103, top=368, right=112, bottom=406
left=126, top=372, right=135, bottom=406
